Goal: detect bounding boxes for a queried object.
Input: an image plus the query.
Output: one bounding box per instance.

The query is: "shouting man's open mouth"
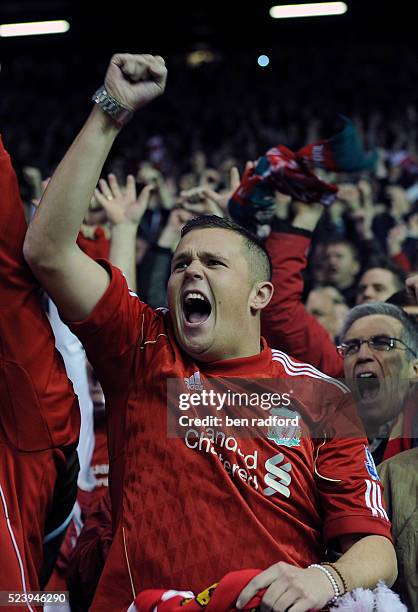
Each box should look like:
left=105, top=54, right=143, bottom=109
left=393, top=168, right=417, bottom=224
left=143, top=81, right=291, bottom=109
left=182, top=291, right=212, bottom=327
left=355, top=371, right=381, bottom=403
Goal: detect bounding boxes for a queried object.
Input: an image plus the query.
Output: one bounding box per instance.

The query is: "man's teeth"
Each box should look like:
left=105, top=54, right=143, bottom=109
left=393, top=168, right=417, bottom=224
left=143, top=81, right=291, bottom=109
left=185, top=293, right=206, bottom=302
left=358, top=372, right=375, bottom=378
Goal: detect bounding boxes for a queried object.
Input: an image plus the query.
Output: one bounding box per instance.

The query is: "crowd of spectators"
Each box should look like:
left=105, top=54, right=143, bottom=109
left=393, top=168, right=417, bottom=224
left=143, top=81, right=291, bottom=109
left=1, top=44, right=418, bottom=611
left=3, top=46, right=417, bottom=307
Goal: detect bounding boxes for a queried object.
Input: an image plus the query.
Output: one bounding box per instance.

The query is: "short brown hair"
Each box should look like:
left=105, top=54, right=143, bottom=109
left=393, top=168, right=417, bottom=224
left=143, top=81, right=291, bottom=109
left=180, top=215, right=272, bottom=282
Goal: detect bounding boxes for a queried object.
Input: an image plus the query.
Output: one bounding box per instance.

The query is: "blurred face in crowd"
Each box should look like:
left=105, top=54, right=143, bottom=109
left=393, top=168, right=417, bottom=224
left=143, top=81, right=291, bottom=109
left=84, top=196, right=107, bottom=227
left=179, top=173, right=197, bottom=192
left=306, top=287, right=348, bottom=340
left=386, top=185, right=410, bottom=218
left=167, top=228, right=272, bottom=362
left=323, top=243, right=360, bottom=289
left=310, top=244, right=327, bottom=284
left=321, top=287, right=349, bottom=333
left=191, top=150, right=207, bottom=175
left=342, top=314, right=418, bottom=437
left=356, top=268, right=401, bottom=304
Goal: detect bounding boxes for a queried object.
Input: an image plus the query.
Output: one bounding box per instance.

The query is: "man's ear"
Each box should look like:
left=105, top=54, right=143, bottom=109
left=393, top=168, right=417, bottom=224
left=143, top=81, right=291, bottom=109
left=249, top=281, right=274, bottom=313
left=409, top=358, right=418, bottom=379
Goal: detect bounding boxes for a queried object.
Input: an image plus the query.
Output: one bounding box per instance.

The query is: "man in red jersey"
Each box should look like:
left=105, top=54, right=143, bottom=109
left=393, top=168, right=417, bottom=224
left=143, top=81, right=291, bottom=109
left=24, top=54, right=397, bottom=612
left=0, top=137, right=80, bottom=602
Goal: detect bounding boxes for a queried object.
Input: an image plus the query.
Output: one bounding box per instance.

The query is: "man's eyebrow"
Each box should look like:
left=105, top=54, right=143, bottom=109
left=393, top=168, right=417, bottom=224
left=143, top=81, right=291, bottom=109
left=172, top=250, right=229, bottom=264
left=200, top=250, right=229, bottom=261
left=343, top=335, right=390, bottom=343
left=172, top=249, right=192, bottom=263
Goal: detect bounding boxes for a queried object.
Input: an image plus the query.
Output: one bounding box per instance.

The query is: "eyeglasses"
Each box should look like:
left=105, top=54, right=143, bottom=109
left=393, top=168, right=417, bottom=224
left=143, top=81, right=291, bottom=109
left=337, top=335, right=417, bottom=358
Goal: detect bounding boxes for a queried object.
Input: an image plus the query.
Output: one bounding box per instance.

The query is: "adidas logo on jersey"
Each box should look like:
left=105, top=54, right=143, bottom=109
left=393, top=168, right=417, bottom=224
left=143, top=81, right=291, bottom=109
left=184, top=371, right=203, bottom=391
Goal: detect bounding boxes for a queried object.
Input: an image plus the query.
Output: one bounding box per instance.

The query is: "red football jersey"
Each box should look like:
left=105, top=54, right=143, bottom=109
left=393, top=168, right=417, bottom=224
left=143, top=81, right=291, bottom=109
left=0, top=137, right=80, bottom=595
left=69, top=263, right=391, bottom=612
left=91, top=412, right=109, bottom=491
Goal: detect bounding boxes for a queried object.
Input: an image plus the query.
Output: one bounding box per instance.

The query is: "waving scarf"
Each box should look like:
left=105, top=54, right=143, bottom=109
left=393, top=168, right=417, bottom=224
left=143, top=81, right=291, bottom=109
left=229, top=117, right=378, bottom=232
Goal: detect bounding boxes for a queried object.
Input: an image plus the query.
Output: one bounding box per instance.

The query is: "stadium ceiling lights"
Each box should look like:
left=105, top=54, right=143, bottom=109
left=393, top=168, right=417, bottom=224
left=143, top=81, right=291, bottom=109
left=0, top=20, right=70, bottom=37
left=269, top=2, right=347, bottom=19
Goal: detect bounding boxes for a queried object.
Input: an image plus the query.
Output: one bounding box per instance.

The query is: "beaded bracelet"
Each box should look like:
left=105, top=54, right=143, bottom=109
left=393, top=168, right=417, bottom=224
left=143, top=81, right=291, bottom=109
left=321, top=562, right=348, bottom=595
left=308, top=563, right=340, bottom=604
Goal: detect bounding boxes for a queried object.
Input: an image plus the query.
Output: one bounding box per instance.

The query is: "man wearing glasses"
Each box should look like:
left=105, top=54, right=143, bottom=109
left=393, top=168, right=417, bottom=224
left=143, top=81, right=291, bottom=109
left=338, top=303, right=418, bottom=612
left=337, top=303, right=418, bottom=463
left=263, top=218, right=418, bottom=463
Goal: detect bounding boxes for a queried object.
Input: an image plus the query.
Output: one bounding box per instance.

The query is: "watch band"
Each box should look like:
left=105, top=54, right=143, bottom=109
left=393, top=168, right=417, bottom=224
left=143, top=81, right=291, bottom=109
left=92, top=86, right=133, bottom=127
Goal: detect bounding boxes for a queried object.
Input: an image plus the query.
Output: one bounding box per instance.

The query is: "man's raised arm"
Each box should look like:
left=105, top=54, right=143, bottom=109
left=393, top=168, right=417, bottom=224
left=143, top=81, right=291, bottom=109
left=24, top=54, right=167, bottom=321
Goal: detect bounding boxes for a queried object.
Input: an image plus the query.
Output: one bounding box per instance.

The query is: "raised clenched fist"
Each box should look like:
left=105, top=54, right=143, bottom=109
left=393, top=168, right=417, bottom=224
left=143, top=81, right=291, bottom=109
left=104, top=53, right=167, bottom=111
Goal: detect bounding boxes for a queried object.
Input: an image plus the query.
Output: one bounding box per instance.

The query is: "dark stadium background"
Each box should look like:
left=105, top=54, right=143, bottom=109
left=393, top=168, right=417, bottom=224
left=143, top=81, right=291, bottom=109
left=1, top=1, right=417, bottom=177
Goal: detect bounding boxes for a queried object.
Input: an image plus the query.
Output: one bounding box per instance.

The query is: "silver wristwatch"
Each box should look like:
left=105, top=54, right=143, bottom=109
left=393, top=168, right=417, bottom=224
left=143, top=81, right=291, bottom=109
left=92, top=86, right=133, bottom=127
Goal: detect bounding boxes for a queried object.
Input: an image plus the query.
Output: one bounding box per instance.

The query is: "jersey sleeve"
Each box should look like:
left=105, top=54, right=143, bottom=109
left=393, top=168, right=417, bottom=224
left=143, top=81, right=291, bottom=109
left=262, top=223, right=344, bottom=378
left=314, top=399, right=392, bottom=544
left=67, top=261, right=161, bottom=390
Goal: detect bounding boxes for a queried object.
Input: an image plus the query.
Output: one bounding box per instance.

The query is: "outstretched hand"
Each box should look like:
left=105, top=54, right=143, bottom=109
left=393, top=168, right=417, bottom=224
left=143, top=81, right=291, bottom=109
left=94, top=173, right=153, bottom=226
left=157, top=208, right=195, bottom=250
left=180, top=166, right=241, bottom=215
left=104, top=53, right=167, bottom=111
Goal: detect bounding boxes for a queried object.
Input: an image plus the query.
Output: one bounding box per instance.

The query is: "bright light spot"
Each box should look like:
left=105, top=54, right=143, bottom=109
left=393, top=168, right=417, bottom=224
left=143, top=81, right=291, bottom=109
left=257, top=55, right=270, bottom=67
left=0, top=20, right=70, bottom=37
left=269, top=2, right=347, bottom=19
